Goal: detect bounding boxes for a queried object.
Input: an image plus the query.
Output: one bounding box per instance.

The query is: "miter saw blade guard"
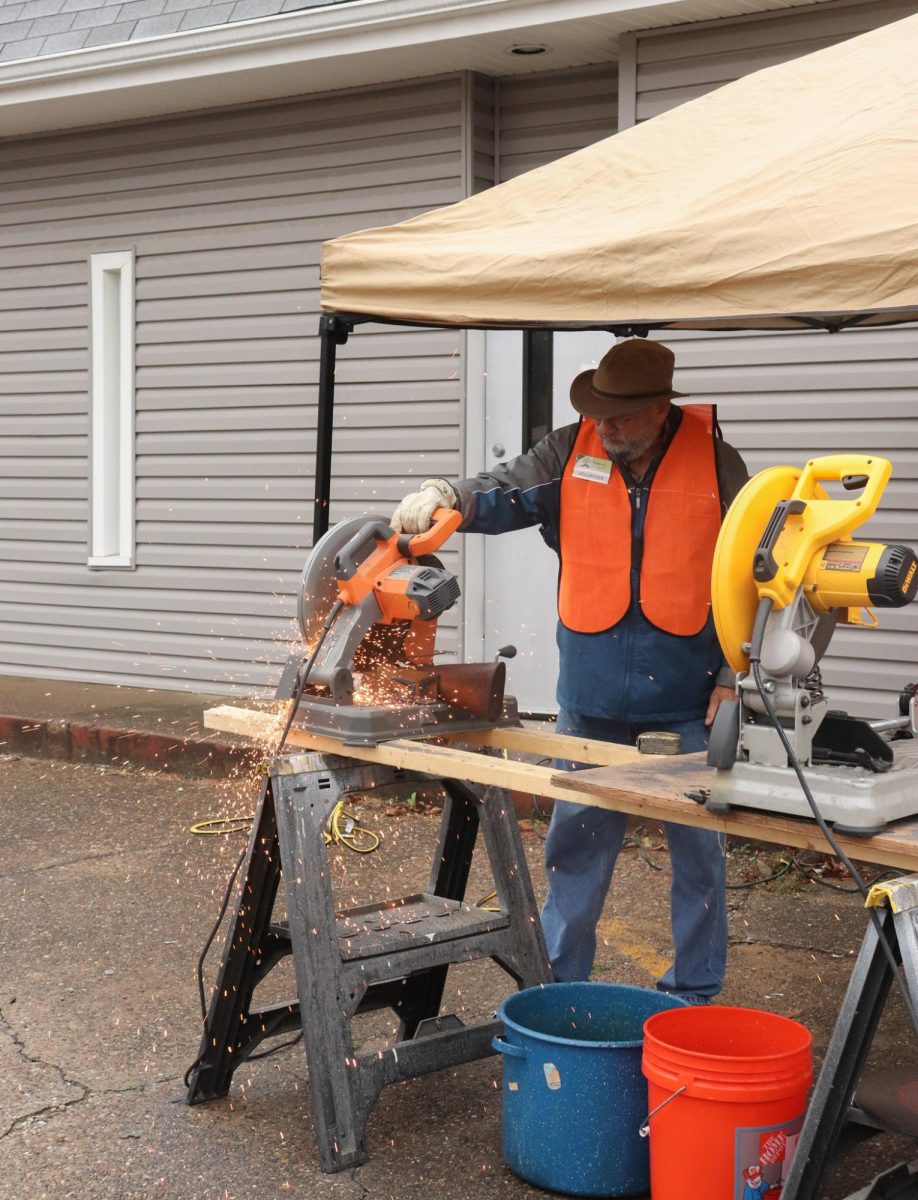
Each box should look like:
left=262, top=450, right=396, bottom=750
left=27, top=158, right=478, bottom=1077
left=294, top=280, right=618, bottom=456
left=281, top=511, right=520, bottom=745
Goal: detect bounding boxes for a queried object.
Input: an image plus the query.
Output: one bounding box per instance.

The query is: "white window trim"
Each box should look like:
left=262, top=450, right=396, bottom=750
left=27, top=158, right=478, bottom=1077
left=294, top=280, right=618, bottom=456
left=89, top=249, right=135, bottom=569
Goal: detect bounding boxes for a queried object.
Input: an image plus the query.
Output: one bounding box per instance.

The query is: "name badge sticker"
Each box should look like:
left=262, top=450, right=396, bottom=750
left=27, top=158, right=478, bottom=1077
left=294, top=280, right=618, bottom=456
left=571, top=454, right=612, bottom=484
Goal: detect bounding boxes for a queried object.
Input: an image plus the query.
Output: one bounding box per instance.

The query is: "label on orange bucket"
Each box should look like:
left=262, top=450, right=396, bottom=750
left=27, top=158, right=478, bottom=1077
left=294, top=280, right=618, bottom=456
left=735, top=1117, right=803, bottom=1199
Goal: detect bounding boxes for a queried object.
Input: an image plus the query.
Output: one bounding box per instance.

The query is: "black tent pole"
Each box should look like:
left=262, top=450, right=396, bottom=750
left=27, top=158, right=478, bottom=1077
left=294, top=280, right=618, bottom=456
left=313, top=314, right=351, bottom=544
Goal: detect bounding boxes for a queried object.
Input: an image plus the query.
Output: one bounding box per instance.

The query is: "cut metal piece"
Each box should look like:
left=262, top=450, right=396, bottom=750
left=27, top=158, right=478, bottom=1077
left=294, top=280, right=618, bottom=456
left=636, top=730, right=681, bottom=755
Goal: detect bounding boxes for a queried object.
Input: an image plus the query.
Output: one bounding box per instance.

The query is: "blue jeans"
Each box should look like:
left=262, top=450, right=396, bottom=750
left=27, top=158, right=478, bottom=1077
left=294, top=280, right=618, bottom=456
left=540, top=708, right=727, bottom=999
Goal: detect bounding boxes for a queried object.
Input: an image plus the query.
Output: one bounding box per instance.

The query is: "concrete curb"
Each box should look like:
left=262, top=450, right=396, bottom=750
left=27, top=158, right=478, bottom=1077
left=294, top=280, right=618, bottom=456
left=0, top=713, right=258, bottom=777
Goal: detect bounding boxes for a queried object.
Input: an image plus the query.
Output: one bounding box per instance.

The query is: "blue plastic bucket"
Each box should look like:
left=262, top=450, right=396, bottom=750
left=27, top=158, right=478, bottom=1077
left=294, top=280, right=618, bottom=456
left=494, top=982, right=687, bottom=1197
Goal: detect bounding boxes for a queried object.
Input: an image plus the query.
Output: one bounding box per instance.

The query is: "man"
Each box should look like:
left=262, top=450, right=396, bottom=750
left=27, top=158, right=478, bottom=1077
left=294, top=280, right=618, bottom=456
left=391, top=337, right=747, bottom=1004
left=742, top=1164, right=765, bottom=1199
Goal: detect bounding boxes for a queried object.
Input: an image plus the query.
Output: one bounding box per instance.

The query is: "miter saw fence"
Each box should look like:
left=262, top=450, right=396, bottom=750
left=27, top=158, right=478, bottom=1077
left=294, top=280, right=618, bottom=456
left=277, top=508, right=519, bottom=746
left=707, top=454, right=918, bottom=834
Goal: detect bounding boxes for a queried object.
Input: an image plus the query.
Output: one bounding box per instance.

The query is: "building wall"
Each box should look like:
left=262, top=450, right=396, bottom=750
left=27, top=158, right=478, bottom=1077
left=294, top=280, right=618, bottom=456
left=0, top=60, right=623, bottom=699
left=496, top=63, right=617, bottom=182
left=0, top=75, right=476, bottom=693
left=460, top=63, right=618, bottom=704
left=626, top=0, right=918, bottom=124
left=2, top=0, right=915, bottom=709
left=620, top=0, right=918, bottom=714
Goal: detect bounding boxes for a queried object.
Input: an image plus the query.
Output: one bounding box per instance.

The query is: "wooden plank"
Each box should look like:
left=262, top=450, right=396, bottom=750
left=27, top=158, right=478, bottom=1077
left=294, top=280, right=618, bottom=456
left=204, top=705, right=584, bottom=801
left=439, top=725, right=645, bottom=767
left=557, top=758, right=918, bottom=875
left=204, top=704, right=280, bottom=739
left=202, top=706, right=918, bottom=871
left=205, top=705, right=645, bottom=770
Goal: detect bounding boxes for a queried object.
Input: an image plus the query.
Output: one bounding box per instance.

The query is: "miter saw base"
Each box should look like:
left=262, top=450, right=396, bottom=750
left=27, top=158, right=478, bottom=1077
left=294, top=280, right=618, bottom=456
left=707, top=739, right=918, bottom=834
left=290, top=693, right=521, bottom=747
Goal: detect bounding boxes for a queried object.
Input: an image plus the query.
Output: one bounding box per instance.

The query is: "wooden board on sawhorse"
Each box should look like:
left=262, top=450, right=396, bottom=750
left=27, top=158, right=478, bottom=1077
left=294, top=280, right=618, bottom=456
left=184, top=749, right=551, bottom=1173
left=204, top=704, right=918, bottom=872
left=782, top=874, right=918, bottom=1199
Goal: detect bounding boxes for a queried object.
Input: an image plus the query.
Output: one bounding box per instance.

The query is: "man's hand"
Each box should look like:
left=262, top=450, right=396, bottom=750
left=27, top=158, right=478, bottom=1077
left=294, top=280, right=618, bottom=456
left=705, top=685, right=736, bottom=728
left=390, top=479, right=458, bottom=534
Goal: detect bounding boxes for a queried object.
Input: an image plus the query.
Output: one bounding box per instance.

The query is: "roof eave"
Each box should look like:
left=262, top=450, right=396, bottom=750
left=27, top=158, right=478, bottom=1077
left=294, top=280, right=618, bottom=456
left=0, top=0, right=834, bottom=139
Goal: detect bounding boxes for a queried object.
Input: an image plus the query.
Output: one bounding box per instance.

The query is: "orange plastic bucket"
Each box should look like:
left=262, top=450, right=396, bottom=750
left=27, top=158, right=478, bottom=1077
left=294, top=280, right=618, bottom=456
left=642, top=1006, right=812, bottom=1199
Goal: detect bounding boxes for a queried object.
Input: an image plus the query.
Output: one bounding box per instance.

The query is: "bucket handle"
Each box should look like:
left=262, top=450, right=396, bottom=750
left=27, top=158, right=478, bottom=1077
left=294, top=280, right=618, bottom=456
left=638, top=1084, right=687, bottom=1137
left=492, top=1036, right=527, bottom=1059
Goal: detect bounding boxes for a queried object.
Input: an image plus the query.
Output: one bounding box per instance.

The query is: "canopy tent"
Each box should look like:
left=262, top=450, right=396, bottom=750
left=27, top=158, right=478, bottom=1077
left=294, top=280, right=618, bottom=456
left=311, top=10, right=918, bottom=538
left=320, top=12, right=918, bottom=334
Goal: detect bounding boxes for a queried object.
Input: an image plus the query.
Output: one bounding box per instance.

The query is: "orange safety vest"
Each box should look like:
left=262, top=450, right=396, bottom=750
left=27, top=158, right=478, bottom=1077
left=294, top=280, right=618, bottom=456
left=558, top=406, right=721, bottom=637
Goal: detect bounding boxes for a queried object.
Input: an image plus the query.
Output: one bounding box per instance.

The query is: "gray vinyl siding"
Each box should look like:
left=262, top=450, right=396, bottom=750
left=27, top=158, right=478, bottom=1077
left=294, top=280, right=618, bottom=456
left=629, top=0, right=918, bottom=715
left=497, top=63, right=617, bottom=182
left=634, top=0, right=918, bottom=122
left=468, top=74, right=497, bottom=195
left=0, top=75, right=471, bottom=693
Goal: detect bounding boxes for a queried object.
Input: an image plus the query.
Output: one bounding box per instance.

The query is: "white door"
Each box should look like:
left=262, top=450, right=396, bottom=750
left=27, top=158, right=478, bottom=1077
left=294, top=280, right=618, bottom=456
left=477, top=331, right=614, bottom=714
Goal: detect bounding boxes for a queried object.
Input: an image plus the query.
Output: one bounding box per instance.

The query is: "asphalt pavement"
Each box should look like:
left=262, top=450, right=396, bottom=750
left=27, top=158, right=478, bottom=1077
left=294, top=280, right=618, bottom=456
left=1, top=675, right=916, bottom=1199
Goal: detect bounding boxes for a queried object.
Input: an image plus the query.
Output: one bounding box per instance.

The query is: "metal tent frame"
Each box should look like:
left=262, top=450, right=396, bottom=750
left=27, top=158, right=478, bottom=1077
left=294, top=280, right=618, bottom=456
left=313, top=303, right=918, bottom=542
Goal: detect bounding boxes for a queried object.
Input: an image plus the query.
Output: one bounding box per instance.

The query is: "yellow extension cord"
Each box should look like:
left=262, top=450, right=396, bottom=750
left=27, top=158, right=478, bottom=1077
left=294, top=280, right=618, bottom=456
left=321, top=802, right=380, bottom=853
left=189, top=816, right=252, bottom=836
left=190, top=801, right=380, bottom=854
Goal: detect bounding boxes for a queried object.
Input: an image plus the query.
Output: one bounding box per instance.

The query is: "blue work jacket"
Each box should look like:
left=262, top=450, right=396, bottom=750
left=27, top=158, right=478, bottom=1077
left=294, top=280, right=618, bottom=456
left=452, top=409, right=748, bottom=722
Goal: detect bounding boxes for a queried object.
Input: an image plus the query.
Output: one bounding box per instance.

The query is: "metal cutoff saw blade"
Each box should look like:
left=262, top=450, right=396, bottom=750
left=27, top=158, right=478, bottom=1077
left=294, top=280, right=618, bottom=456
left=296, top=513, right=387, bottom=645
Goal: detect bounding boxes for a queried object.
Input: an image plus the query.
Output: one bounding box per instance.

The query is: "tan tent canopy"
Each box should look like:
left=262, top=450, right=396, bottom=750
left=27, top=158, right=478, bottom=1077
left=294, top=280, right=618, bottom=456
left=321, top=12, right=918, bottom=332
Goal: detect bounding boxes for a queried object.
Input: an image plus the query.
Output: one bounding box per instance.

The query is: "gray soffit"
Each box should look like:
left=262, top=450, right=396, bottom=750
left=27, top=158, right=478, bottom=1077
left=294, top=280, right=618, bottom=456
left=0, top=0, right=348, bottom=62
left=0, top=0, right=845, bottom=139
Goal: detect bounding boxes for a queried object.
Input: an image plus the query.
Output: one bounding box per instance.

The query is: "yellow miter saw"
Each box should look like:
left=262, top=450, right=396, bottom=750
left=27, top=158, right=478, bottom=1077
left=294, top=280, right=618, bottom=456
left=706, top=454, right=918, bottom=834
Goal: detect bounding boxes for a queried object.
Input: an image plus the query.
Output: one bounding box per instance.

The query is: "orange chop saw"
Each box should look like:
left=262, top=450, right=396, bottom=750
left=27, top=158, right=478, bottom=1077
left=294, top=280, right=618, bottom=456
left=276, top=508, right=518, bottom=745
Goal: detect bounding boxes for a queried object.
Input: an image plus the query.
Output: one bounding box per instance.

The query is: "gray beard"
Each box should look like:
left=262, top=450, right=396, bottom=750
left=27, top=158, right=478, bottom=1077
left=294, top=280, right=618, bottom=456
left=599, top=426, right=660, bottom=466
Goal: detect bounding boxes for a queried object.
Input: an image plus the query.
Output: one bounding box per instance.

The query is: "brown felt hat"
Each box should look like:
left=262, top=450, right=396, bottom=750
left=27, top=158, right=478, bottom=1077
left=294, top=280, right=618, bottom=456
left=570, top=338, right=686, bottom=419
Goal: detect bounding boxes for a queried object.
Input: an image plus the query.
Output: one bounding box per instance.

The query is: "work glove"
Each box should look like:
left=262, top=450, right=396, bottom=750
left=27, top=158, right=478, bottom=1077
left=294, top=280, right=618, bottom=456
left=391, top=478, right=458, bottom=534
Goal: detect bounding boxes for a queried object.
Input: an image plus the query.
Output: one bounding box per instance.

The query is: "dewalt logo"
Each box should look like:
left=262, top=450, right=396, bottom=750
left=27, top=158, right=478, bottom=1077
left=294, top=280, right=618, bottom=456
left=903, top=561, right=916, bottom=595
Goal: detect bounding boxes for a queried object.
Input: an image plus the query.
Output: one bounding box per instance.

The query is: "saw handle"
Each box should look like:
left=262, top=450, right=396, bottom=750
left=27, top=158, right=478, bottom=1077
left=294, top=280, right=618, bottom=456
left=334, top=508, right=461, bottom=582
left=753, top=499, right=806, bottom=583
left=404, top=507, right=462, bottom=558
left=334, top=520, right=395, bottom=580
left=795, top=454, right=891, bottom=516
left=751, top=454, right=893, bottom=610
